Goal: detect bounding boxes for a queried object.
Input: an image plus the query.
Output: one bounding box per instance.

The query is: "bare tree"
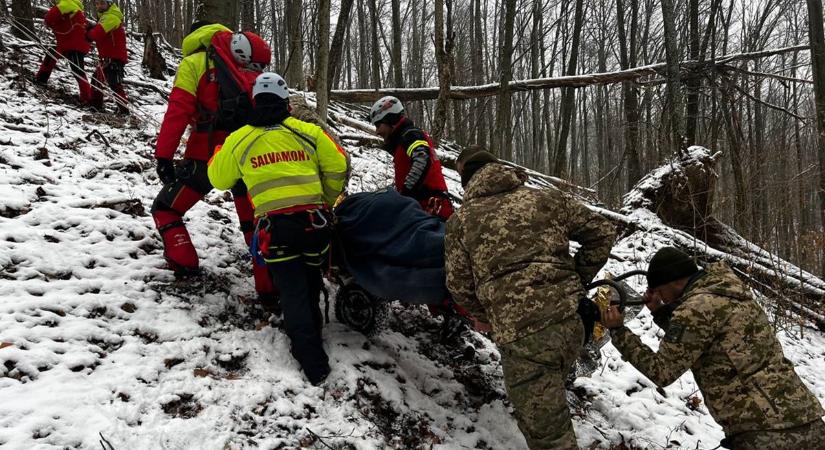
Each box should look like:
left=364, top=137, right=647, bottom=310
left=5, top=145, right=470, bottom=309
left=327, top=0, right=354, bottom=90
left=660, top=0, right=683, bottom=151
left=391, top=0, right=403, bottom=88
left=367, top=0, right=381, bottom=88
left=195, top=0, right=238, bottom=28
left=494, top=0, right=516, bottom=160
left=316, top=0, right=330, bottom=123
left=553, top=0, right=584, bottom=179
left=432, top=0, right=454, bottom=142
left=285, top=0, right=304, bottom=88
left=807, top=0, right=825, bottom=275
left=11, top=0, right=35, bottom=40
left=617, top=0, right=642, bottom=187
left=241, top=0, right=255, bottom=32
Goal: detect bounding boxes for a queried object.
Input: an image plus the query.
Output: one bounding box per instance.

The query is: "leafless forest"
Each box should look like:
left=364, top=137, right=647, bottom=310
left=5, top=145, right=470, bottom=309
left=7, top=0, right=825, bottom=276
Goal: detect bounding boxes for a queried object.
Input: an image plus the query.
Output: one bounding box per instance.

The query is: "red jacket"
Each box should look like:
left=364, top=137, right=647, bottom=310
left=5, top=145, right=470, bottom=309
left=388, top=119, right=449, bottom=197
left=87, top=4, right=127, bottom=63
left=156, top=26, right=264, bottom=161
left=44, top=3, right=90, bottom=55
left=387, top=119, right=453, bottom=219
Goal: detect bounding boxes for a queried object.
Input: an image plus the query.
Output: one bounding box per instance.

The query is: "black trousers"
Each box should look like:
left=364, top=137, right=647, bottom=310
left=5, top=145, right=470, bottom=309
left=263, top=211, right=331, bottom=384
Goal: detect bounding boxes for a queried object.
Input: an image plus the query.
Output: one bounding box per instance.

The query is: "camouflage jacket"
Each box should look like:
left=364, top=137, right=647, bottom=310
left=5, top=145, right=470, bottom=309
left=612, top=262, right=824, bottom=436
left=445, top=163, right=616, bottom=344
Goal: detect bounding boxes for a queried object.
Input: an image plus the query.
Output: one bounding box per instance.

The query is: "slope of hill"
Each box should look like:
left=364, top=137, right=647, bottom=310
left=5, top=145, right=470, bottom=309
left=1, top=23, right=824, bottom=450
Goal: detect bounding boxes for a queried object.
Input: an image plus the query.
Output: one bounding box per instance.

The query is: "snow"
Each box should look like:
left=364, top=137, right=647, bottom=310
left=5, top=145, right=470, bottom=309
left=1, top=21, right=824, bottom=450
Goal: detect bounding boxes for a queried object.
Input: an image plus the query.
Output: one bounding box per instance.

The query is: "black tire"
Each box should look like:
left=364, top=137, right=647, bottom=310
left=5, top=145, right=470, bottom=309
left=334, top=283, right=387, bottom=335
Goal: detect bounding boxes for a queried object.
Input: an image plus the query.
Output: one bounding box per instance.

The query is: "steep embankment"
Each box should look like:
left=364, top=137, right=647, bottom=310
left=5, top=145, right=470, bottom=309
left=1, top=22, right=824, bottom=450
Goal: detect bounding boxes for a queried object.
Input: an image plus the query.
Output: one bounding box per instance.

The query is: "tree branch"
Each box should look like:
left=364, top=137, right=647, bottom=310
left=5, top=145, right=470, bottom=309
left=330, top=45, right=811, bottom=102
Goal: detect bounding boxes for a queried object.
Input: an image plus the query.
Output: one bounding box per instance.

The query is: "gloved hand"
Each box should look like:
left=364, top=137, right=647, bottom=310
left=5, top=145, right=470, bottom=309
left=156, top=158, right=176, bottom=185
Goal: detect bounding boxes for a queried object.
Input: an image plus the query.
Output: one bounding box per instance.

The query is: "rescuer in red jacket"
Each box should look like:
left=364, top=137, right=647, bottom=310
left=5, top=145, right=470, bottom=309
left=151, top=22, right=278, bottom=308
left=35, top=0, right=92, bottom=104
left=368, top=96, right=454, bottom=220
left=86, top=0, right=128, bottom=113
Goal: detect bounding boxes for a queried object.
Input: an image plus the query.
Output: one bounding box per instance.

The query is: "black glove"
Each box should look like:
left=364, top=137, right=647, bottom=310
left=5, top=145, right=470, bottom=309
left=156, top=158, right=176, bottom=185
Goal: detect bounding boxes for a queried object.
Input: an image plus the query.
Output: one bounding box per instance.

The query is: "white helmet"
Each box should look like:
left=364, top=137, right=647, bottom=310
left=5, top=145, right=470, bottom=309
left=230, top=33, right=253, bottom=66
left=253, top=72, right=289, bottom=99
left=368, top=96, right=404, bottom=125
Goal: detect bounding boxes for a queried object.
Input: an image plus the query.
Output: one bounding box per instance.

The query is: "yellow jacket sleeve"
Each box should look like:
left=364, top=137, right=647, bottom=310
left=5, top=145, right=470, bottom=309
left=314, top=130, right=349, bottom=206
left=207, top=129, right=247, bottom=191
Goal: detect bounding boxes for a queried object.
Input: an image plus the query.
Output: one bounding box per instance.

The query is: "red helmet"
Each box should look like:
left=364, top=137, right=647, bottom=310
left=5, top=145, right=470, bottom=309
left=230, top=32, right=272, bottom=71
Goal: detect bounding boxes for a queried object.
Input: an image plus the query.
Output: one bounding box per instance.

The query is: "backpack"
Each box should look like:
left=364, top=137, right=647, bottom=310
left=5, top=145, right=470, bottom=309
left=195, top=43, right=259, bottom=139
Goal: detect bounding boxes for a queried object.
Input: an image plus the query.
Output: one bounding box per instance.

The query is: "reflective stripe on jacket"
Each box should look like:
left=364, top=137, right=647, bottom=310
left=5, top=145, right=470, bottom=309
left=207, top=116, right=349, bottom=216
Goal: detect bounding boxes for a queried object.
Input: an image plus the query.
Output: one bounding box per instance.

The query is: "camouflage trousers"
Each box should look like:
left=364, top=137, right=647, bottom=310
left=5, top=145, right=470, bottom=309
left=726, top=418, right=825, bottom=449
left=499, top=317, right=584, bottom=450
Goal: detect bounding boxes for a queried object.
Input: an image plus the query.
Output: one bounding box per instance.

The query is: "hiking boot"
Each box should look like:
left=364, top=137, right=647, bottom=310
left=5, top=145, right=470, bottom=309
left=308, top=367, right=330, bottom=386
left=32, top=72, right=50, bottom=86
left=172, top=266, right=202, bottom=279
left=258, top=292, right=281, bottom=316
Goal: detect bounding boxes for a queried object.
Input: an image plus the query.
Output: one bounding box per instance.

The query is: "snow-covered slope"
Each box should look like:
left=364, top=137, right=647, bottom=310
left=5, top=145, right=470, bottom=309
left=1, top=23, right=824, bottom=450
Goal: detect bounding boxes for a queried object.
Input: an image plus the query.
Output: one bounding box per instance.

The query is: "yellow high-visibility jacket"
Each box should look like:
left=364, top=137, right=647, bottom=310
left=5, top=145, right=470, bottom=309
left=208, top=116, right=349, bottom=216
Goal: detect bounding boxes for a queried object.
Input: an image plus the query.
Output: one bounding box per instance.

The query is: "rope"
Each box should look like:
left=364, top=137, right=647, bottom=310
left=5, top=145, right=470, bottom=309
left=6, top=13, right=162, bottom=127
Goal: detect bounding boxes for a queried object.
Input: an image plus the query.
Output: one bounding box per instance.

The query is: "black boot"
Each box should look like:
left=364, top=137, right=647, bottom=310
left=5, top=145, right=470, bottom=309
left=258, top=292, right=282, bottom=316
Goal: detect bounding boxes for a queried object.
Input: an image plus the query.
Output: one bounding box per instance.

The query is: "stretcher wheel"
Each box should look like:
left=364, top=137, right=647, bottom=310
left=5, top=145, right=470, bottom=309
left=334, top=283, right=386, bottom=335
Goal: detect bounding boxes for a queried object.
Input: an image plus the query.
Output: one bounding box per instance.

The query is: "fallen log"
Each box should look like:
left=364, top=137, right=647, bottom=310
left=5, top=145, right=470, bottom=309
left=330, top=45, right=810, bottom=103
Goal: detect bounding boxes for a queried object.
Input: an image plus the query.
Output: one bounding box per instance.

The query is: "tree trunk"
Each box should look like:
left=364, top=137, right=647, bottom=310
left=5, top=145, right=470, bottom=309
left=684, top=0, right=700, bottom=146
left=195, top=0, right=238, bottom=28
left=316, top=0, right=330, bottom=123
left=432, top=0, right=453, bottom=142
left=285, top=0, right=304, bottom=89
left=241, top=0, right=255, bottom=32
left=529, top=0, right=542, bottom=169
left=328, top=0, right=355, bottom=90
left=617, top=0, right=642, bottom=188
left=553, top=0, right=584, bottom=178
left=143, top=27, right=168, bottom=80
left=390, top=0, right=403, bottom=88
left=471, top=0, right=487, bottom=147
left=807, top=0, right=825, bottom=276
left=494, top=0, right=516, bottom=160
left=367, top=0, right=381, bottom=88
left=10, top=0, right=35, bottom=40
left=660, top=0, right=683, bottom=152
left=356, top=0, right=368, bottom=87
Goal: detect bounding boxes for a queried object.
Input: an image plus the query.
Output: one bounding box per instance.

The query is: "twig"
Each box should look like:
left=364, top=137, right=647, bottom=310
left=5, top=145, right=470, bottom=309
left=86, top=130, right=110, bottom=148
left=725, top=65, right=813, bottom=84
left=124, top=79, right=170, bottom=99
left=99, top=432, right=116, bottom=450
left=729, top=82, right=809, bottom=121
left=591, top=424, right=611, bottom=440
left=305, top=428, right=335, bottom=450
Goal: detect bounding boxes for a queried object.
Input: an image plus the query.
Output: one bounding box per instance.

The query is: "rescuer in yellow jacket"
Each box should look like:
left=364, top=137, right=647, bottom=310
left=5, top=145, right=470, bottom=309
left=208, top=72, right=348, bottom=385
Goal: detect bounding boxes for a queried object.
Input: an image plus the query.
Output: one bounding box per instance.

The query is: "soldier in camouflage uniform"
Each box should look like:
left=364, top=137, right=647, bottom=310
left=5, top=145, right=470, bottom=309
left=445, top=149, right=616, bottom=450
left=602, top=247, right=825, bottom=450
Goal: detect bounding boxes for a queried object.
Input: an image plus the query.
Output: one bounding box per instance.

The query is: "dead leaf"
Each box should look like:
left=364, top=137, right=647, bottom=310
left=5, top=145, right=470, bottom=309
left=193, top=368, right=213, bottom=378
left=0, top=342, right=12, bottom=350
left=686, top=395, right=703, bottom=410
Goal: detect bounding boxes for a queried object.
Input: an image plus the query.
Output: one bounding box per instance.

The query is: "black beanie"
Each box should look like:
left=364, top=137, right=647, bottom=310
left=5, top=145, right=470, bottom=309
left=646, top=247, right=699, bottom=289
left=458, top=150, right=498, bottom=187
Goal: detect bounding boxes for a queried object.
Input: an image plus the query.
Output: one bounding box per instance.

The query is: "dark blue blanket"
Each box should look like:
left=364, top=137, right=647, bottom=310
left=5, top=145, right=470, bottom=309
left=334, top=189, right=448, bottom=304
